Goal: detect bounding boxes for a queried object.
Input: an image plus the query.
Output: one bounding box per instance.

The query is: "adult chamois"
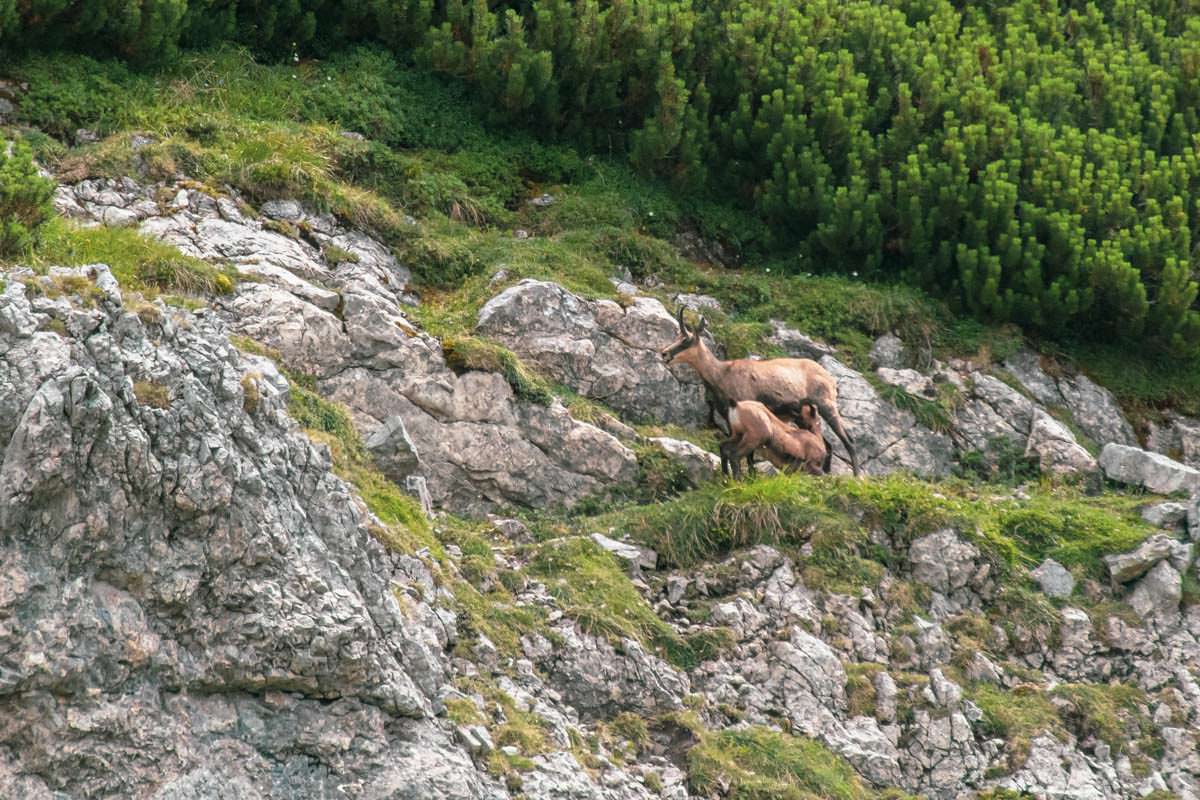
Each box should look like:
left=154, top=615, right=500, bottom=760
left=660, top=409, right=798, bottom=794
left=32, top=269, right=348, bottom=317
left=660, top=309, right=858, bottom=475
left=721, top=401, right=827, bottom=478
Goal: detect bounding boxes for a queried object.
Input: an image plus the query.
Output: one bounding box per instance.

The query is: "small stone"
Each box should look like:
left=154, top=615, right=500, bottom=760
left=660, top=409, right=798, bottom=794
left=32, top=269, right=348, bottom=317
left=528, top=193, right=555, bottom=207
left=1141, top=501, right=1188, bottom=530
left=766, top=320, right=838, bottom=360
left=611, top=280, right=639, bottom=297
left=590, top=533, right=657, bottom=572
left=1104, top=533, right=1185, bottom=584
left=672, top=293, right=722, bottom=312
left=491, top=517, right=534, bottom=544
left=1030, top=558, right=1075, bottom=599
left=874, top=671, right=898, bottom=723
left=646, top=436, right=720, bottom=486
left=1025, top=410, right=1097, bottom=476
left=74, top=128, right=100, bottom=145
left=876, top=367, right=935, bottom=397
left=965, top=652, right=1003, bottom=684
left=1129, top=560, right=1182, bottom=620
left=870, top=333, right=906, bottom=369
left=259, top=198, right=304, bottom=221
left=666, top=576, right=689, bottom=605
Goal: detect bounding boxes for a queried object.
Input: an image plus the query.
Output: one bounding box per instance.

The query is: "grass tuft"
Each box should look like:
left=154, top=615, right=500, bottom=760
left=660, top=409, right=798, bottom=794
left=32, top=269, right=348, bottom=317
left=688, top=725, right=914, bottom=800
left=132, top=380, right=170, bottom=409
left=24, top=219, right=236, bottom=296
left=442, top=335, right=554, bottom=405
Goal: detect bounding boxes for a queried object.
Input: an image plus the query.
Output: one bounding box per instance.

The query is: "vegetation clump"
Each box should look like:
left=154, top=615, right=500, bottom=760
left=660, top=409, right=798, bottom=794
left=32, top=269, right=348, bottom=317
left=132, top=380, right=170, bottom=409
left=688, top=725, right=914, bottom=800
left=0, top=139, right=54, bottom=259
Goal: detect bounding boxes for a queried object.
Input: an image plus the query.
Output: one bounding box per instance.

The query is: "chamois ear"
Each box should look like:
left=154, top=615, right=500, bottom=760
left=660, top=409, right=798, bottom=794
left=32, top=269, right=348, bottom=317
left=694, top=315, right=707, bottom=338
left=676, top=306, right=690, bottom=335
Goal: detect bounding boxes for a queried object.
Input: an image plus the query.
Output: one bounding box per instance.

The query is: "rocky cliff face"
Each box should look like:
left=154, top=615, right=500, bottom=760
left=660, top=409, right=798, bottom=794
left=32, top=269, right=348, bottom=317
left=3, top=176, right=1199, bottom=799
left=0, top=265, right=498, bottom=798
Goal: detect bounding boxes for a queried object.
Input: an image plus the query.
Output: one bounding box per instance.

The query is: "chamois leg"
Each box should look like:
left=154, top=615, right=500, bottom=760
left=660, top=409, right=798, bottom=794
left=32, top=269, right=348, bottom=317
left=720, top=435, right=745, bottom=478
left=816, top=401, right=858, bottom=476
left=745, top=451, right=757, bottom=476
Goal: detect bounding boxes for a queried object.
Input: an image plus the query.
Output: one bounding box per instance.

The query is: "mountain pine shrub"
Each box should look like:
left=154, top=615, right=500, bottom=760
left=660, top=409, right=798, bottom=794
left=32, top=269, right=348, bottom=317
left=0, top=139, right=54, bottom=259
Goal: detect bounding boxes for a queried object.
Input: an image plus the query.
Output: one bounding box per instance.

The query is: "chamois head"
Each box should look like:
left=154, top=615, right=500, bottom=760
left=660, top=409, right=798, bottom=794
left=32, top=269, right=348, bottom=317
left=798, top=402, right=822, bottom=435
left=661, top=307, right=707, bottom=365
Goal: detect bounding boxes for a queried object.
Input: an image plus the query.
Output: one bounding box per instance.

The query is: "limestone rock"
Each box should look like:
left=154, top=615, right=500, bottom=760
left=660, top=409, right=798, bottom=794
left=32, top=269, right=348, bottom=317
left=590, top=533, right=658, bottom=572
left=1129, top=560, right=1183, bottom=621
left=876, top=367, right=935, bottom=397
left=818, top=356, right=955, bottom=476
left=1026, top=410, right=1098, bottom=475
left=1105, top=534, right=1191, bottom=583
left=870, top=333, right=906, bottom=369
left=0, top=266, right=498, bottom=799
left=1142, top=501, right=1189, bottom=530
left=646, top=436, right=720, bottom=485
left=476, top=279, right=709, bottom=426
left=53, top=179, right=647, bottom=516
left=672, top=292, right=722, bottom=312
left=1004, top=350, right=1136, bottom=447
left=1100, top=444, right=1200, bottom=495
left=1146, top=413, right=1200, bottom=468
left=530, top=626, right=689, bottom=720
left=908, top=529, right=979, bottom=594
left=1031, top=558, right=1076, bottom=599
left=767, top=320, right=838, bottom=360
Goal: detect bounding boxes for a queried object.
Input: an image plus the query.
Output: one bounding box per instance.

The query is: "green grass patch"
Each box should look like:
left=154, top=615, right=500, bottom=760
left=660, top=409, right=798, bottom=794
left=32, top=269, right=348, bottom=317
left=688, top=725, right=914, bottom=800
left=968, top=683, right=1066, bottom=766
left=1050, top=683, right=1159, bottom=758
left=442, top=334, right=554, bottom=405
left=579, top=474, right=1157, bottom=597
left=528, top=536, right=706, bottom=669
left=132, top=380, right=170, bottom=409
left=844, top=664, right=884, bottom=718
left=23, top=218, right=235, bottom=296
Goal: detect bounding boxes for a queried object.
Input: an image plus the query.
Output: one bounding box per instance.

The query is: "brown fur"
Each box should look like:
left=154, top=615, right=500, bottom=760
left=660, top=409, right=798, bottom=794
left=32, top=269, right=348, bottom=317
left=661, top=309, right=857, bottom=475
left=721, top=401, right=827, bottom=478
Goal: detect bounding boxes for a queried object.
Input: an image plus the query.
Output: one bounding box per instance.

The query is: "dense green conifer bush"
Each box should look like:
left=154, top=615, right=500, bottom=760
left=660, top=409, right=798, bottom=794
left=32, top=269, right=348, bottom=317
left=4, top=0, right=1200, bottom=355
left=0, top=140, right=54, bottom=258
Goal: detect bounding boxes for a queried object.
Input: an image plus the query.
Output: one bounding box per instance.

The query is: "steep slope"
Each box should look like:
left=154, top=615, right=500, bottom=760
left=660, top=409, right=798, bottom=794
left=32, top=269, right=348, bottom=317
left=3, top=50, right=1200, bottom=800
left=0, top=266, right=496, bottom=797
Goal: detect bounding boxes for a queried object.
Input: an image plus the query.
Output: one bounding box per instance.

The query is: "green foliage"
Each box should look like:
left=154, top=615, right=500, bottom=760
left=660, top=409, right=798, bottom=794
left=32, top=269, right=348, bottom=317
left=957, top=435, right=1041, bottom=486
left=442, top=335, right=553, bottom=405
left=24, top=219, right=235, bottom=295
left=0, top=139, right=55, bottom=258
left=9, top=2, right=1200, bottom=356
left=132, top=380, right=171, bottom=410
left=969, top=683, right=1065, bottom=765
left=688, top=726, right=912, bottom=800
left=528, top=537, right=703, bottom=669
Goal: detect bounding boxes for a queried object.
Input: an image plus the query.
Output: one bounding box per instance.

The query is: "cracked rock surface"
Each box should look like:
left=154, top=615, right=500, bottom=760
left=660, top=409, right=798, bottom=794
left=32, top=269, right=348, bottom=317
left=54, top=179, right=638, bottom=516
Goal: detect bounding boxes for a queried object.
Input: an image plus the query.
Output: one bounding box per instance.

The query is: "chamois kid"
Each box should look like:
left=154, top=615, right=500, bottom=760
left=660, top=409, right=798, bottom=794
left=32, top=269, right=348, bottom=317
left=661, top=309, right=858, bottom=475
left=721, top=401, right=827, bottom=478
